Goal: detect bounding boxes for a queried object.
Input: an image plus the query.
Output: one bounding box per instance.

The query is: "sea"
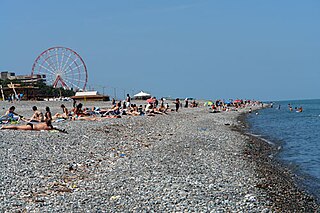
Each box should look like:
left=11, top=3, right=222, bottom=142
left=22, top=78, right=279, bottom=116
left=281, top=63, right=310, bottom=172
left=247, top=99, right=320, bottom=203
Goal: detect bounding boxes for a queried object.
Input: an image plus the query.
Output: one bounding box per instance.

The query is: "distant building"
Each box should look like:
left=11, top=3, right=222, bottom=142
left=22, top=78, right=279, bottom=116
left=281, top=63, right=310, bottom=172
left=14, top=74, right=46, bottom=84
left=0, top=71, right=47, bottom=100
left=0, top=71, right=15, bottom=80
left=71, top=91, right=110, bottom=101
left=0, top=71, right=46, bottom=84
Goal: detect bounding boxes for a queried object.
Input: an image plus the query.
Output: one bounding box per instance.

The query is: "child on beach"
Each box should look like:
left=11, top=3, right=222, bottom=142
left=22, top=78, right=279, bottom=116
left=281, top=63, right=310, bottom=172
left=0, top=106, right=21, bottom=122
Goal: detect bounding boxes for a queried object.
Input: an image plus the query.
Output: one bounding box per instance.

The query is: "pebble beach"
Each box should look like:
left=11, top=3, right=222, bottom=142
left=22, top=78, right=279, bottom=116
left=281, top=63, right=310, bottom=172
left=0, top=101, right=319, bottom=212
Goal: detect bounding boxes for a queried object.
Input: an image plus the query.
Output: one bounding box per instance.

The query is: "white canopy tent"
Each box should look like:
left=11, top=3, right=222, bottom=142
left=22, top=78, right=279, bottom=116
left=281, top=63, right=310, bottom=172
left=133, top=91, right=151, bottom=100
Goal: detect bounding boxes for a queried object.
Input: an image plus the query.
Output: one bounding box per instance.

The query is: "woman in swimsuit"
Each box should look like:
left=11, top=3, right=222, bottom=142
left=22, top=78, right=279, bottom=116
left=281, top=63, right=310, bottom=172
left=29, top=106, right=44, bottom=122
left=44, top=106, right=53, bottom=129
left=53, top=104, right=69, bottom=119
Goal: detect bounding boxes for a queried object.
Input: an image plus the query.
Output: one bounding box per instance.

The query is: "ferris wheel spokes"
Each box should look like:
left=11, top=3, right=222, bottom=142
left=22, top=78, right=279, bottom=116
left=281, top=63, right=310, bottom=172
left=64, top=63, right=84, bottom=76
left=43, top=56, right=57, bottom=74
left=61, top=53, right=73, bottom=73
left=38, top=63, right=56, bottom=76
left=31, top=47, right=88, bottom=91
left=59, top=52, right=65, bottom=72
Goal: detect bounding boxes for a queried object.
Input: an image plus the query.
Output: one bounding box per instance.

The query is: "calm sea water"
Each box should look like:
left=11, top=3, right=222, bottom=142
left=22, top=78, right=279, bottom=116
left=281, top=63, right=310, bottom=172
left=247, top=99, right=320, bottom=202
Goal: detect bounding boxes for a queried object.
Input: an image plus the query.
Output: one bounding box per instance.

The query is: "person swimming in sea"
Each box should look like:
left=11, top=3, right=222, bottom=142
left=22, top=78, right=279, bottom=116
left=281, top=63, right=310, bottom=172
left=297, top=107, right=303, bottom=113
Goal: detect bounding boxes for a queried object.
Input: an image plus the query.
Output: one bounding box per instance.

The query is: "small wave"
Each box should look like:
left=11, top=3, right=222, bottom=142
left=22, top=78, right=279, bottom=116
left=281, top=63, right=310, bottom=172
left=248, top=133, right=262, bottom=137
left=247, top=133, right=275, bottom=145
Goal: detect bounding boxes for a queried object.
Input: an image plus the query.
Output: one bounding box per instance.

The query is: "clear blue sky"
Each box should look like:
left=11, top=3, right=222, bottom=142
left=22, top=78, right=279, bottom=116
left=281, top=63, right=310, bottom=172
left=1, top=0, right=319, bottom=101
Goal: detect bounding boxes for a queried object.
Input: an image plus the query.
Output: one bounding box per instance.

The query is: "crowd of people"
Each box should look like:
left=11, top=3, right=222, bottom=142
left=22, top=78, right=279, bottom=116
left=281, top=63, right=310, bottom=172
left=1, top=96, right=269, bottom=132
left=0, top=105, right=59, bottom=131
left=209, top=99, right=264, bottom=113
left=0, top=96, right=200, bottom=132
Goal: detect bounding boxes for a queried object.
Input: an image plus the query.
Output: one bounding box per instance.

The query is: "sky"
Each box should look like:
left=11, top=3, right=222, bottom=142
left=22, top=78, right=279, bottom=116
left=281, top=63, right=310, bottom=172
left=1, top=0, right=320, bottom=101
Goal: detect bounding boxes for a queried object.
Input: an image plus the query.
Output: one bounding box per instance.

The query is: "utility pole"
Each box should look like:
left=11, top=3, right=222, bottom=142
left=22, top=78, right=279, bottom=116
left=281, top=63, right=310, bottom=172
left=0, top=85, right=4, bottom=101
left=10, top=82, right=17, bottom=99
left=113, top=87, right=117, bottom=100
left=102, top=86, right=105, bottom=95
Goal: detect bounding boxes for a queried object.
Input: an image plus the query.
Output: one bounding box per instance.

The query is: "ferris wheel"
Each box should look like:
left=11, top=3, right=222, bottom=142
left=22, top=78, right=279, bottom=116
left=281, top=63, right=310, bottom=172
left=31, top=47, right=88, bottom=91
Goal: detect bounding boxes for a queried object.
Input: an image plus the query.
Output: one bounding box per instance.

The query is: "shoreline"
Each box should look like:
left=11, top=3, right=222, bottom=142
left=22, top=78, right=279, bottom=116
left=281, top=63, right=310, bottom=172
left=235, top=111, right=319, bottom=211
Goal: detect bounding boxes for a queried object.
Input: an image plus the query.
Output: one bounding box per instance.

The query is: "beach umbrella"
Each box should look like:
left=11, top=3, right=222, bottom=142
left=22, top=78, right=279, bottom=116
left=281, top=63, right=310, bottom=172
left=134, top=91, right=151, bottom=97
left=134, top=91, right=151, bottom=100
left=204, top=101, right=213, bottom=106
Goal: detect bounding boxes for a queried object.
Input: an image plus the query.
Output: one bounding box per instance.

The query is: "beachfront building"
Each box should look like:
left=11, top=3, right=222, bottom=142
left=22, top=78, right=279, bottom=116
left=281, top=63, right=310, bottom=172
left=0, top=71, right=48, bottom=100
left=71, top=91, right=110, bottom=101
left=0, top=71, right=46, bottom=85
left=0, top=71, right=15, bottom=80
left=0, top=71, right=78, bottom=101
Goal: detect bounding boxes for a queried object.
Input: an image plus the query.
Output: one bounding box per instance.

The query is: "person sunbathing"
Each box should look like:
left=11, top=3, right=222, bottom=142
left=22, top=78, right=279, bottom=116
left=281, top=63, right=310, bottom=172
left=1, top=121, right=66, bottom=134
left=1, top=106, right=68, bottom=132
left=72, top=103, right=84, bottom=116
left=2, top=122, right=52, bottom=131
left=1, top=122, right=67, bottom=133
left=75, top=116, right=101, bottom=121
left=76, top=115, right=121, bottom=121
left=153, top=107, right=167, bottom=115
left=53, top=104, right=69, bottom=120
left=125, top=107, right=140, bottom=116
left=101, top=103, right=121, bottom=117
left=44, top=106, right=53, bottom=126
left=158, top=105, right=168, bottom=113
left=28, top=106, right=44, bottom=122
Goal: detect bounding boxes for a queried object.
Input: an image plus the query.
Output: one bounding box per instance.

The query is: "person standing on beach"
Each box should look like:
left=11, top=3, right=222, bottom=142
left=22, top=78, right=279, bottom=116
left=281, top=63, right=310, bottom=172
left=153, top=97, right=158, bottom=108
left=73, top=99, right=77, bottom=108
left=185, top=98, right=188, bottom=108
left=126, top=94, right=131, bottom=108
left=175, top=98, right=180, bottom=112
left=160, top=98, right=164, bottom=108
